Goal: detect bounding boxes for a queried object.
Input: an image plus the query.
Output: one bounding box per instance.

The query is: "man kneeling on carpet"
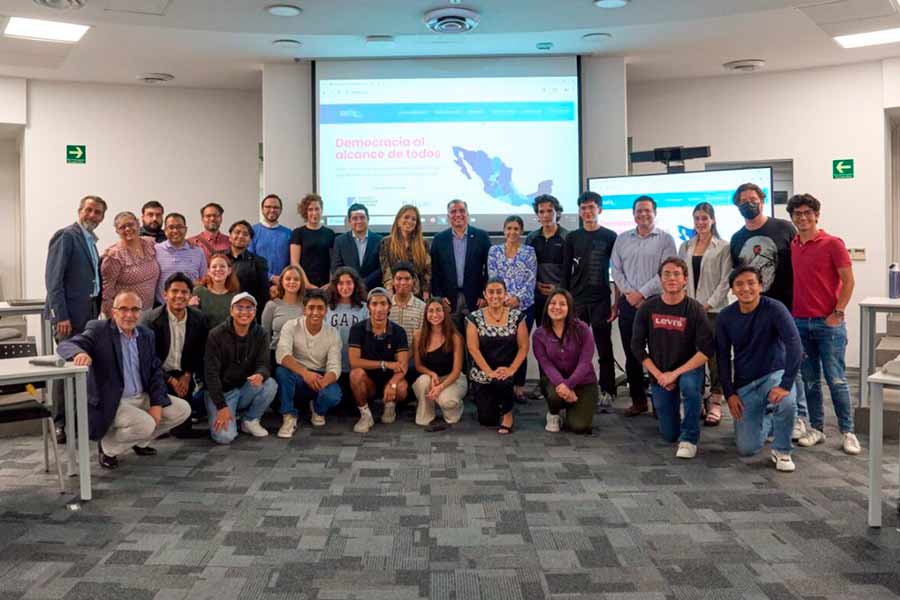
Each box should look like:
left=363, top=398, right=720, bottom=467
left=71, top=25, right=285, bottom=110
left=57, top=290, right=191, bottom=470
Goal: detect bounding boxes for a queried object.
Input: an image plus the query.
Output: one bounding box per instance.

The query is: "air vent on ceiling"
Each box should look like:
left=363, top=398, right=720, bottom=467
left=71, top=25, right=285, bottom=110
left=423, top=7, right=480, bottom=33
left=33, top=0, right=86, bottom=8
left=723, top=59, right=766, bottom=73
left=137, top=72, right=174, bottom=84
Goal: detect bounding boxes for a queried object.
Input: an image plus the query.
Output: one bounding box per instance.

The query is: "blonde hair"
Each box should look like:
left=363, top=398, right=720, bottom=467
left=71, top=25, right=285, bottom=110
left=388, top=205, right=428, bottom=271
left=276, top=264, right=307, bottom=299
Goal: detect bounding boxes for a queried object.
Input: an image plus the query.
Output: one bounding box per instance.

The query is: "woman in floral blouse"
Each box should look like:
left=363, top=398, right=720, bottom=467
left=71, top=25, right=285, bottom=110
left=487, top=215, right=537, bottom=398
left=100, top=211, right=160, bottom=317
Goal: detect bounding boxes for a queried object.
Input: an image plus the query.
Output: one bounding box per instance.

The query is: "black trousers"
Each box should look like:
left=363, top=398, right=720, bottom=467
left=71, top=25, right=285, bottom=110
left=574, top=301, right=617, bottom=398
left=616, top=298, right=647, bottom=403
left=473, top=381, right=516, bottom=426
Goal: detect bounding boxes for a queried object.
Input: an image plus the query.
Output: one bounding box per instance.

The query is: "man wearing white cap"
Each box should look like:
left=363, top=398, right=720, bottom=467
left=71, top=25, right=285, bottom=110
left=204, top=292, right=277, bottom=444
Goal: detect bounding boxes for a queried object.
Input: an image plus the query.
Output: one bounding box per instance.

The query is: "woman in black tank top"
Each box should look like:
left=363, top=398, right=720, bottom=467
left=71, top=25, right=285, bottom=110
left=412, top=297, right=466, bottom=427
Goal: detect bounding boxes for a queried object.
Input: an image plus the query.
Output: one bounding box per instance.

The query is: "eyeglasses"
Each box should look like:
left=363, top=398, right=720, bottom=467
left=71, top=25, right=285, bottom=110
left=115, top=222, right=137, bottom=231
left=262, top=204, right=282, bottom=211
left=660, top=271, right=684, bottom=279
left=791, top=209, right=817, bottom=219
left=232, top=305, right=255, bottom=313
left=113, top=306, right=141, bottom=314
left=165, top=224, right=187, bottom=231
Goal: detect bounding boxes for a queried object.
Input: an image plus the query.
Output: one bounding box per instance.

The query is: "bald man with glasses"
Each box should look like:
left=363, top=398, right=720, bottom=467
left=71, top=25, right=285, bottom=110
left=57, top=290, right=190, bottom=470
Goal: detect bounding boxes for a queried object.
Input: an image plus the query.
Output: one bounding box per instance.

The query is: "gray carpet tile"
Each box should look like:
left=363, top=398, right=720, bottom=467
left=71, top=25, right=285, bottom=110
left=1, top=385, right=899, bottom=600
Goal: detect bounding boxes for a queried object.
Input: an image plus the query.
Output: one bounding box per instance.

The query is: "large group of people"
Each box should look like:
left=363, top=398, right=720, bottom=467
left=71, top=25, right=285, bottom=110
left=45, top=184, right=857, bottom=475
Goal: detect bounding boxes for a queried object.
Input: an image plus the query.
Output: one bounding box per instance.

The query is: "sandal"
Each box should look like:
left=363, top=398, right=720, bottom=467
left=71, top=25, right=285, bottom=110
left=497, top=425, right=514, bottom=435
left=705, top=402, right=722, bottom=426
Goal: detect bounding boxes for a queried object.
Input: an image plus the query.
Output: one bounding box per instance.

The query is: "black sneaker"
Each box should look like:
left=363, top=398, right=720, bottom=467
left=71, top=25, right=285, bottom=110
left=98, top=442, right=118, bottom=470
left=132, top=445, right=158, bottom=456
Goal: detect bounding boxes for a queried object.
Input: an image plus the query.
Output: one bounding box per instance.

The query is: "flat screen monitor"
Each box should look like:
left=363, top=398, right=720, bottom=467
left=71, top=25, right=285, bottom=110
left=586, top=167, right=774, bottom=243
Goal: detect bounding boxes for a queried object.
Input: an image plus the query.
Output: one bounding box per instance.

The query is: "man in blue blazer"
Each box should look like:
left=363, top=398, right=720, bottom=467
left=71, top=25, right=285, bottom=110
left=57, top=290, right=190, bottom=470
left=44, top=195, right=107, bottom=340
left=331, top=203, right=383, bottom=291
left=430, top=199, right=491, bottom=318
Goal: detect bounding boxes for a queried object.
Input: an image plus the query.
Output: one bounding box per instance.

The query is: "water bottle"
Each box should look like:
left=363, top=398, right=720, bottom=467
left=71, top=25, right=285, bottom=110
left=890, top=263, right=900, bottom=299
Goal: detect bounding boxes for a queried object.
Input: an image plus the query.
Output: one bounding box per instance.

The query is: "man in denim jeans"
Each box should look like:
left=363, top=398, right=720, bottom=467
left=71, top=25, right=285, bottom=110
left=717, top=266, right=803, bottom=472
left=631, top=257, right=715, bottom=460
left=786, top=194, right=858, bottom=455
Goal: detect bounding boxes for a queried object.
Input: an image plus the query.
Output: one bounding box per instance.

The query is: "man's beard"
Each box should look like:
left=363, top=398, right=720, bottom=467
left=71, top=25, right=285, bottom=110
left=79, top=219, right=97, bottom=232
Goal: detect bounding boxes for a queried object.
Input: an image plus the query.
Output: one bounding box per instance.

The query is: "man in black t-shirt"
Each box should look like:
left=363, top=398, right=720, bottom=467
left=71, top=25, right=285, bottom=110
left=560, top=191, right=619, bottom=409
left=631, top=257, right=714, bottom=459
left=729, top=183, right=797, bottom=310
left=526, top=194, right=568, bottom=323
left=348, top=287, right=409, bottom=433
left=728, top=182, right=808, bottom=439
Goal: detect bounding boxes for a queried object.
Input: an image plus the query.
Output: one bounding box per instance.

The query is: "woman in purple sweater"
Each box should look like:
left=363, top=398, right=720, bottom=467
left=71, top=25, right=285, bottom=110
left=532, top=289, right=599, bottom=434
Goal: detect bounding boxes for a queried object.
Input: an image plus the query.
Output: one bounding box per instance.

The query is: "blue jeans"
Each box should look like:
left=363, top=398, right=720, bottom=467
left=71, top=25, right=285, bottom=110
left=205, top=378, right=278, bottom=444
left=650, top=367, right=704, bottom=445
left=734, top=370, right=796, bottom=455
left=795, top=318, right=853, bottom=433
left=275, top=366, right=342, bottom=416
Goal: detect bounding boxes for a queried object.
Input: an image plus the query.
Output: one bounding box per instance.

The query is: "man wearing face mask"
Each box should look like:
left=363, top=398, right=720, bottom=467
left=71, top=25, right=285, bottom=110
left=729, top=183, right=809, bottom=441
left=729, top=183, right=797, bottom=311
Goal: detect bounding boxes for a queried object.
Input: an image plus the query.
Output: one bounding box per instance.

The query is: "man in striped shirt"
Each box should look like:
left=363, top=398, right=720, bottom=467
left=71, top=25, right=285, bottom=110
left=155, top=213, right=207, bottom=303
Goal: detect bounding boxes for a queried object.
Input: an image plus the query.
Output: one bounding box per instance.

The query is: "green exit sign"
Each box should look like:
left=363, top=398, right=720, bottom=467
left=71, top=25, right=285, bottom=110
left=832, top=158, right=853, bottom=179
left=66, top=145, right=85, bottom=164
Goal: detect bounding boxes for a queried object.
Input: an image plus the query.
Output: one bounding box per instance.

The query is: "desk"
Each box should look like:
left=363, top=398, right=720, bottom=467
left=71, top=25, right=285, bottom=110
left=859, top=298, right=900, bottom=409
left=867, top=370, right=900, bottom=527
left=0, top=301, right=54, bottom=355
left=0, top=357, right=90, bottom=500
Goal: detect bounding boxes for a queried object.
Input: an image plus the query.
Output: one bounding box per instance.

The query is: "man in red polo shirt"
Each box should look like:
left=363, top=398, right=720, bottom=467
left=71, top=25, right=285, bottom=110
left=787, top=193, right=858, bottom=455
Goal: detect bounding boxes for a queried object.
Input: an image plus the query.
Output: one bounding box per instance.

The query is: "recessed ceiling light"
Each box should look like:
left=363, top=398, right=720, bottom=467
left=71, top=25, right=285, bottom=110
left=582, top=32, right=612, bottom=41
left=423, top=7, right=480, bottom=33
left=593, top=0, right=630, bottom=7
left=834, top=27, right=900, bottom=48
left=272, top=38, right=302, bottom=48
left=722, top=59, right=766, bottom=73
left=136, top=73, right=174, bottom=84
left=3, top=16, right=89, bottom=43
left=366, top=35, right=396, bottom=45
left=536, top=42, right=554, bottom=51
left=266, top=4, right=302, bottom=17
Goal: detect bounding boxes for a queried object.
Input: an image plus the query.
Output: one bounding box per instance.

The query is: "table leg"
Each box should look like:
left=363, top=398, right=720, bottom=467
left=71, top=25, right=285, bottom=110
left=860, top=307, right=873, bottom=408
left=41, top=316, right=54, bottom=356
left=75, top=372, right=91, bottom=501
left=868, top=381, right=883, bottom=527
left=64, top=377, right=76, bottom=477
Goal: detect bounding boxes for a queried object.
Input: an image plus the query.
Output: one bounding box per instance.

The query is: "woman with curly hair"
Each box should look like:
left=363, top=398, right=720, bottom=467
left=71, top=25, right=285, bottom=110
left=379, top=204, right=431, bottom=298
left=325, top=266, right=369, bottom=374
left=290, top=193, right=335, bottom=288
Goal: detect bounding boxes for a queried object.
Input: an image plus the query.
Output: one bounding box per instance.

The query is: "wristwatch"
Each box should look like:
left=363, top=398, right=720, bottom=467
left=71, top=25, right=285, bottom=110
left=380, top=360, right=386, bottom=371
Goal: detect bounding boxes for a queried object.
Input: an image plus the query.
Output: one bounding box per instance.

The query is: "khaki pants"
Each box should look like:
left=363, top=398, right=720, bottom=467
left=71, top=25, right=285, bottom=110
left=101, top=393, right=190, bottom=457
left=412, top=375, right=466, bottom=425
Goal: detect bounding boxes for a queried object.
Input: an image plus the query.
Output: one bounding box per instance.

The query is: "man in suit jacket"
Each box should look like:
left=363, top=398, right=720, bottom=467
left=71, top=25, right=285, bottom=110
left=430, top=199, right=491, bottom=319
left=331, top=203, right=383, bottom=291
left=140, top=273, right=208, bottom=438
left=57, top=290, right=190, bottom=470
left=45, top=195, right=107, bottom=340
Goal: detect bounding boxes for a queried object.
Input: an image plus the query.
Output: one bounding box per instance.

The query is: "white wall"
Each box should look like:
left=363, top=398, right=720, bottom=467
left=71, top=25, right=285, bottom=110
left=628, top=61, right=889, bottom=367
left=262, top=63, right=313, bottom=229
left=0, top=139, right=21, bottom=298
left=0, top=78, right=26, bottom=125
left=581, top=56, right=629, bottom=180
left=22, top=80, right=262, bottom=301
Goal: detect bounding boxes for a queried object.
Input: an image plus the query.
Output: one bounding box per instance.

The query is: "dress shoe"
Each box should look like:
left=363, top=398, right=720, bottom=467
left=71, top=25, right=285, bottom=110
left=55, top=425, right=67, bottom=445
left=132, top=445, right=157, bottom=456
left=98, top=442, right=118, bottom=470
left=624, top=402, right=648, bottom=417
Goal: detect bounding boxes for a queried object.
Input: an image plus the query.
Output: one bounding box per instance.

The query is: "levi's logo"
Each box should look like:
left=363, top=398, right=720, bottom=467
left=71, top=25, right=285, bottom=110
left=652, top=314, right=687, bottom=332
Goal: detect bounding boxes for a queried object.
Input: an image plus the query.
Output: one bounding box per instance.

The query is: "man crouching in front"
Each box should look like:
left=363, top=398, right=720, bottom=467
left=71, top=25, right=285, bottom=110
left=57, top=290, right=190, bottom=469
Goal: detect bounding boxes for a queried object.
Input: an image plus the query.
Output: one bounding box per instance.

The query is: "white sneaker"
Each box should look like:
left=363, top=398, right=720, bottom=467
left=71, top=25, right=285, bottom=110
left=381, top=403, right=396, bottom=424
left=841, top=432, right=861, bottom=455
left=241, top=419, right=269, bottom=438
left=277, top=414, right=297, bottom=439
left=791, top=418, right=808, bottom=442
left=310, top=401, right=325, bottom=427
left=545, top=412, right=561, bottom=433
left=771, top=449, right=796, bottom=472
left=796, top=428, right=825, bottom=448
left=354, top=412, right=375, bottom=433
left=597, top=391, right=613, bottom=414
left=676, top=441, right=697, bottom=459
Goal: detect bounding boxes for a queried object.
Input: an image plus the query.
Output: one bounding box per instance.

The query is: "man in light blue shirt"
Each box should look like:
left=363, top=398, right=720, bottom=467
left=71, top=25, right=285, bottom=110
left=611, top=195, right=677, bottom=416
left=155, top=213, right=208, bottom=302
left=249, top=194, right=292, bottom=289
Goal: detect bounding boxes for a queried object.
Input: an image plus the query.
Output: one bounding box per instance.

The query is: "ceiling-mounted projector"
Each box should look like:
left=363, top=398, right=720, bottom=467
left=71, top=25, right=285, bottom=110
left=423, top=7, right=480, bottom=33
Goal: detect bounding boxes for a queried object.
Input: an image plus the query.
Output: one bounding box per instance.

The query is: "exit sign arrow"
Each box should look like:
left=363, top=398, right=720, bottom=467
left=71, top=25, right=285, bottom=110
left=66, top=145, right=86, bottom=164
left=832, top=158, right=853, bottom=179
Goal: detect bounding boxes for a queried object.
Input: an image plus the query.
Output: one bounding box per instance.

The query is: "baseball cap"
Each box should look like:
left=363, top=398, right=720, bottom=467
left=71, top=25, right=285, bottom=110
left=366, top=287, right=392, bottom=304
left=230, top=292, right=257, bottom=307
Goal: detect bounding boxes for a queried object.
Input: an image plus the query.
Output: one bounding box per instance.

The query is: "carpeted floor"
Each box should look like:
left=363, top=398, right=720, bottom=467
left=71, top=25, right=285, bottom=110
left=1, top=388, right=899, bottom=600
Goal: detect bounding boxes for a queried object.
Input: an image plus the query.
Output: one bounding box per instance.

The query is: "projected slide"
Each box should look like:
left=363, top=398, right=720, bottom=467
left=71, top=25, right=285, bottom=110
left=587, top=168, right=773, bottom=242
left=318, top=76, right=579, bottom=228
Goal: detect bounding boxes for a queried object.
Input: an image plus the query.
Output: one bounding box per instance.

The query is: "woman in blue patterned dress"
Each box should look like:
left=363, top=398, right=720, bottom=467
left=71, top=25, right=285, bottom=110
left=487, top=215, right=537, bottom=398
